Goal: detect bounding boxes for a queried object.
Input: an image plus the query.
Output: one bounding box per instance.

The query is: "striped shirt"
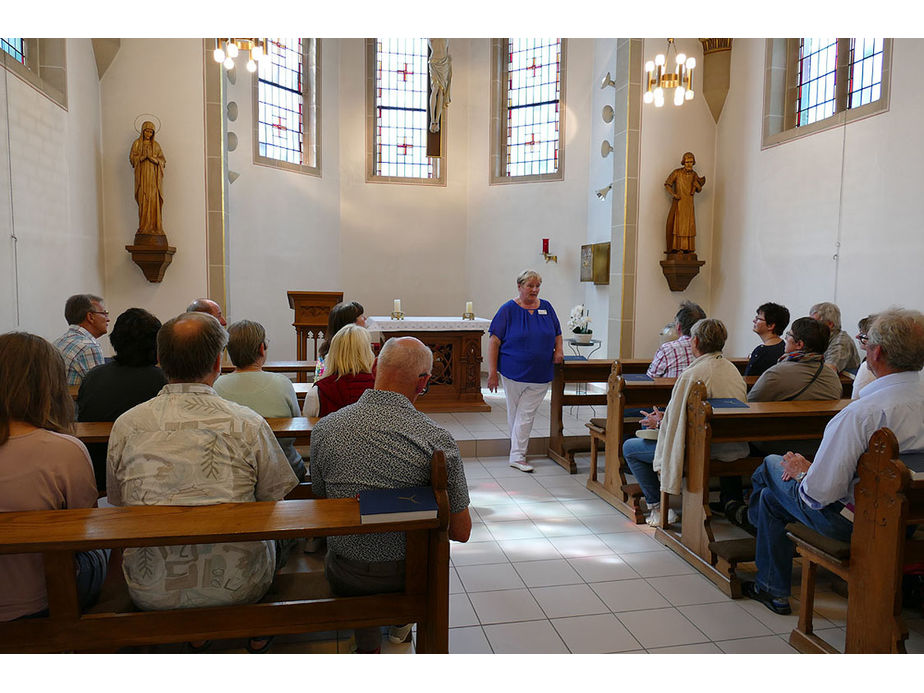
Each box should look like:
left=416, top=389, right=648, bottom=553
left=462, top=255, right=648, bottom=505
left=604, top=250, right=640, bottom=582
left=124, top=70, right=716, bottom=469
left=647, top=335, right=695, bottom=379
left=53, top=325, right=104, bottom=386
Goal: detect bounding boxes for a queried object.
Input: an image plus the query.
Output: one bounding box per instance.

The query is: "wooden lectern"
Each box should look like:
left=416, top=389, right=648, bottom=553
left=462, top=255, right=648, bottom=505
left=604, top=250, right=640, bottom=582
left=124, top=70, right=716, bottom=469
left=287, top=291, right=343, bottom=373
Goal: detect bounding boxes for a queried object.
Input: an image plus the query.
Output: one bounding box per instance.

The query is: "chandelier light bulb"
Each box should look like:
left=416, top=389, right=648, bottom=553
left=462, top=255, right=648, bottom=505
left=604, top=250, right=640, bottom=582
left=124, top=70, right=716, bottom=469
left=213, top=47, right=225, bottom=63
left=226, top=42, right=239, bottom=58
left=223, top=56, right=234, bottom=70
left=685, top=89, right=695, bottom=101
left=643, top=91, right=654, bottom=104
left=655, top=91, right=665, bottom=107
left=676, top=53, right=686, bottom=66
left=655, top=53, right=665, bottom=66
left=645, top=60, right=655, bottom=73
left=674, top=87, right=685, bottom=106
left=686, top=57, right=696, bottom=70
left=252, top=45, right=264, bottom=62
left=246, top=59, right=257, bottom=72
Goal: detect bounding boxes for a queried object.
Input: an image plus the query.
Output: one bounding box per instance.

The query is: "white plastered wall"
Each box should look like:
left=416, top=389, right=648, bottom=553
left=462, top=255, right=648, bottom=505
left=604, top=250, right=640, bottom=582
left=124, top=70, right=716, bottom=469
left=712, top=38, right=924, bottom=357
left=0, top=39, right=104, bottom=344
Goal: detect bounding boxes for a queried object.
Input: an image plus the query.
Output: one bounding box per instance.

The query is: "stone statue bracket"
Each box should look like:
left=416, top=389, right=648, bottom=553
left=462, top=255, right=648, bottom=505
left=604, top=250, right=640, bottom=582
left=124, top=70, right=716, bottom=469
left=661, top=151, right=706, bottom=291
left=125, top=118, right=176, bottom=282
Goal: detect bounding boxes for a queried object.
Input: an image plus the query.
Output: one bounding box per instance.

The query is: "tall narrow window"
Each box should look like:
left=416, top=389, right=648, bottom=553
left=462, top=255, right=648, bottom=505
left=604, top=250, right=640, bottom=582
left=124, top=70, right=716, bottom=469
left=254, top=38, right=320, bottom=175
left=1, top=39, right=25, bottom=65
left=367, top=38, right=443, bottom=183
left=847, top=38, right=884, bottom=109
left=491, top=38, right=566, bottom=184
left=795, top=38, right=837, bottom=126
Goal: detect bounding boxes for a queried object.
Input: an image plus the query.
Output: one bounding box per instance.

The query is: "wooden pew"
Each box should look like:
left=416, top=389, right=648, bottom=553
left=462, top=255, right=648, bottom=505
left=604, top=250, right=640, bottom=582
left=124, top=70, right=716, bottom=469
left=788, top=428, right=924, bottom=653
left=74, top=417, right=316, bottom=447
left=0, top=453, right=451, bottom=653
left=652, top=381, right=851, bottom=597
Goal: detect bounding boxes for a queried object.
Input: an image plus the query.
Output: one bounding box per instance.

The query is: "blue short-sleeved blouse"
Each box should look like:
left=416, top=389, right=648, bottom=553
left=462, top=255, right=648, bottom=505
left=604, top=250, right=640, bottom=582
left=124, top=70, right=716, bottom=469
left=489, top=299, right=562, bottom=384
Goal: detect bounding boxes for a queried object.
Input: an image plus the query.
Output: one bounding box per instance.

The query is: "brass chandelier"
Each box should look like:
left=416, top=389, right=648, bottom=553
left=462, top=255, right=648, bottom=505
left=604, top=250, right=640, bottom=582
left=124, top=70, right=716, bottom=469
left=644, top=38, right=696, bottom=107
left=212, top=38, right=268, bottom=73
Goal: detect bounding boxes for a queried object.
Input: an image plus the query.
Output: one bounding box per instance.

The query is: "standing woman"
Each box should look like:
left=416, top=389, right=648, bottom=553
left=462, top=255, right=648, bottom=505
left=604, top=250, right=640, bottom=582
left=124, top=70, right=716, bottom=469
left=487, top=270, right=563, bottom=472
left=0, top=333, right=108, bottom=621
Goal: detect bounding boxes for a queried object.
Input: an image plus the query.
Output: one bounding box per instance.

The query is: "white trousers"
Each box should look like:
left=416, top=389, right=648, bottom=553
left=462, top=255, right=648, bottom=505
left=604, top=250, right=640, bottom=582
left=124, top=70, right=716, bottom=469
left=501, top=376, right=550, bottom=463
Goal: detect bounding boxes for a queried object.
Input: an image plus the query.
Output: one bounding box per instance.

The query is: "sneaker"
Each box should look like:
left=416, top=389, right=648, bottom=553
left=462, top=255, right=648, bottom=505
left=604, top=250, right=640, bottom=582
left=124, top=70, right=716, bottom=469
left=509, top=461, right=534, bottom=473
left=388, top=623, right=413, bottom=644
left=646, top=504, right=680, bottom=527
left=742, top=580, right=791, bottom=615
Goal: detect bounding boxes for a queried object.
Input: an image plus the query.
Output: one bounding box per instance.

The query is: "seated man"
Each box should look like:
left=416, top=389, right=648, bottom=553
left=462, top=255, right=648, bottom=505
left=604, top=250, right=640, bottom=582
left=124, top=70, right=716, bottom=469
left=107, top=312, right=298, bottom=616
left=53, top=293, right=109, bottom=386
left=744, top=308, right=924, bottom=615
left=624, top=318, right=749, bottom=525
left=310, top=336, right=472, bottom=653
left=186, top=297, right=227, bottom=326
left=810, top=301, right=860, bottom=374
left=744, top=302, right=789, bottom=377
left=646, top=301, right=706, bottom=378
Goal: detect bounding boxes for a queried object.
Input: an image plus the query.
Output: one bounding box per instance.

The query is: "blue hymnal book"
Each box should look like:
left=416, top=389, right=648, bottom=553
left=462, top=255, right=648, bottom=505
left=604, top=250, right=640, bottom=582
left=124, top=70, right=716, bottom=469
left=707, top=398, right=748, bottom=408
left=563, top=355, right=586, bottom=361
left=623, top=374, right=654, bottom=382
left=902, top=452, right=924, bottom=481
left=358, top=486, right=438, bottom=524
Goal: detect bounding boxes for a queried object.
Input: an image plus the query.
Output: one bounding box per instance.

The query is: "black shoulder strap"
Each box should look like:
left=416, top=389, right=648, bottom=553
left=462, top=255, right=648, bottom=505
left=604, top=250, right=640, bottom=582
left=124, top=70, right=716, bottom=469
left=784, top=360, right=826, bottom=401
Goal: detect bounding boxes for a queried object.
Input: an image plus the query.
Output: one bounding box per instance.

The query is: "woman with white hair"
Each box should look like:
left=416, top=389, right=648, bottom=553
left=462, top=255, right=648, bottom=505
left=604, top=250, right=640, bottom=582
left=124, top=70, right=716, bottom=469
left=487, top=269, right=563, bottom=472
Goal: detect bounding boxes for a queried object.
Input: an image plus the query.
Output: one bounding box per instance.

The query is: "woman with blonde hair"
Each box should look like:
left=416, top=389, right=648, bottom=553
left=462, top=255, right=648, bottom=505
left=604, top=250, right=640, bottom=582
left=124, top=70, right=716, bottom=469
left=303, top=324, right=375, bottom=417
left=0, top=332, right=108, bottom=621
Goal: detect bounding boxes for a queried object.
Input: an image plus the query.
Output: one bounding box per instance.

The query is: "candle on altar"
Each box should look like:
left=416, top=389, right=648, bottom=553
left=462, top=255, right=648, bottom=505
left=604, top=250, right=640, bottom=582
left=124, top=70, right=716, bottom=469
left=465, top=301, right=473, bottom=314
left=542, top=238, right=549, bottom=254
left=394, top=299, right=401, bottom=313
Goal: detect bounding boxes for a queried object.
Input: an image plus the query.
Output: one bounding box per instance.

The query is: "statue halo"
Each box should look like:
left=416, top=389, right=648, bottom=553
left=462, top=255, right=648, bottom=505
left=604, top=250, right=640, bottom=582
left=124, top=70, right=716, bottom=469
left=133, top=114, right=162, bottom=135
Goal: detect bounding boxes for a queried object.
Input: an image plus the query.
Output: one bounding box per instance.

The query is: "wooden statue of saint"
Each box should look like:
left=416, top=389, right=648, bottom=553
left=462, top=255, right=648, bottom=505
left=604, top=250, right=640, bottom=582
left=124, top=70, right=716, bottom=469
left=129, top=120, right=166, bottom=235
left=664, top=151, right=705, bottom=254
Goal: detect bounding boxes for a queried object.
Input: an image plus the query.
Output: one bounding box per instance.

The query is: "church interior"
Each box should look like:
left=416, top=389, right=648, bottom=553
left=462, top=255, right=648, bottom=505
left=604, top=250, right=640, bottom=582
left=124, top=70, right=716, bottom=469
left=2, top=29, right=923, bottom=662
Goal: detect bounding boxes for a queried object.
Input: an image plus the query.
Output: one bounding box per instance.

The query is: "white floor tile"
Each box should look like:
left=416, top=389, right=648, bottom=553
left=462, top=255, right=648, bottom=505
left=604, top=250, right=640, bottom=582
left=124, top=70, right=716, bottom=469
left=517, top=500, right=576, bottom=521
left=457, top=563, right=525, bottom=592
left=513, top=559, right=583, bottom=588
left=449, top=593, right=479, bottom=627
left=647, top=642, right=722, bottom=654
left=534, top=516, right=596, bottom=538
left=737, top=595, right=832, bottom=635
left=551, top=613, right=642, bottom=653
left=548, top=534, right=615, bottom=558
left=579, top=514, right=640, bottom=534
left=469, top=588, right=547, bottom=624
left=472, top=503, right=528, bottom=522
left=530, top=583, right=610, bottom=618
left=646, top=574, right=729, bottom=606
left=591, top=578, right=672, bottom=612
left=620, top=550, right=698, bottom=578
left=717, top=635, right=799, bottom=654
left=498, top=537, right=563, bottom=563
left=466, top=523, right=495, bottom=543
left=616, top=607, right=709, bottom=649
left=598, top=531, right=664, bottom=554
left=449, top=626, right=493, bottom=654
left=562, top=498, right=624, bottom=517
left=483, top=620, right=569, bottom=654
left=568, top=554, right=640, bottom=583
left=485, top=519, right=544, bottom=541
left=450, top=540, right=509, bottom=566
left=449, top=566, right=463, bottom=594
left=678, top=602, right=773, bottom=641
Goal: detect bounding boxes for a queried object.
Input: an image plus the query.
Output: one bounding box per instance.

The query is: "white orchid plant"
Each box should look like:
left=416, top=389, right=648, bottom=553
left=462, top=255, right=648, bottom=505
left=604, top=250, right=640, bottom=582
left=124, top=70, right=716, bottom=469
left=568, top=304, right=592, bottom=334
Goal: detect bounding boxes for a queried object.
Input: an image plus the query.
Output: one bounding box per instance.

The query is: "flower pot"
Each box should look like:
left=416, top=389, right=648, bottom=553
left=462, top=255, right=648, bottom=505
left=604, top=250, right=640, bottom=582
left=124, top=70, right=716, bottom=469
left=573, top=332, right=593, bottom=344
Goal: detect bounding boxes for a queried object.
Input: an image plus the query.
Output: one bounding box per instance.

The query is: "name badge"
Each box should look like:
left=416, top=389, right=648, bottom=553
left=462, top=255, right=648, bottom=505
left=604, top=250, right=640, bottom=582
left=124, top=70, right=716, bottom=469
left=538, top=309, right=548, bottom=315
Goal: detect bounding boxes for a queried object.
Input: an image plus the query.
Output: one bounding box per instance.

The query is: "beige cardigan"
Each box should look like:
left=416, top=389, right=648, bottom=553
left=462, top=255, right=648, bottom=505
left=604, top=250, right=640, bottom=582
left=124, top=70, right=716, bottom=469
left=652, top=352, right=748, bottom=496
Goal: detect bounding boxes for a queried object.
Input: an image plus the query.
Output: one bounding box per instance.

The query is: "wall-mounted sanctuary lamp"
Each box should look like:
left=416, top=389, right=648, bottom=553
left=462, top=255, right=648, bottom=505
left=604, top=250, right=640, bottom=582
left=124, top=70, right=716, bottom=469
left=542, top=238, right=558, bottom=264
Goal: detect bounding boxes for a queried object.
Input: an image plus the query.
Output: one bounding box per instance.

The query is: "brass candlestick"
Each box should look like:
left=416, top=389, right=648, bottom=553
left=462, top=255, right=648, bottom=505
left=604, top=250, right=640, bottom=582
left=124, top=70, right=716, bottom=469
left=462, top=312, right=475, bottom=320
left=390, top=311, right=405, bottom=320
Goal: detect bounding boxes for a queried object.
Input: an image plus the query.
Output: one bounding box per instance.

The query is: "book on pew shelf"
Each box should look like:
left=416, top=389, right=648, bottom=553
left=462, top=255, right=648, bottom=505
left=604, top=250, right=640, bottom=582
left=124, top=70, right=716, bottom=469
left=707, top=397, right=749, bottom=408
left=358, top=486, right=438, bottom=524
left=623, top=374, right=654, bottom=382
left=903, top=452, right=924, bottom=480
left=563, top=355, right=586, bottom=361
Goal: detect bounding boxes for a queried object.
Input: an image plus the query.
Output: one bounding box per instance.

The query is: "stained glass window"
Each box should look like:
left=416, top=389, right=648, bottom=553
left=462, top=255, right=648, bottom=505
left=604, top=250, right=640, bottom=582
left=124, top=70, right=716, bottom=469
left=796, top=38, right=885, bottom=127
left=505, top=38, right=562, bottom=177
left=373, top=38, right=437, bottom=180
left=257, top=38, right=307, bottom=166
left=1, top=39, right=25, bottom=64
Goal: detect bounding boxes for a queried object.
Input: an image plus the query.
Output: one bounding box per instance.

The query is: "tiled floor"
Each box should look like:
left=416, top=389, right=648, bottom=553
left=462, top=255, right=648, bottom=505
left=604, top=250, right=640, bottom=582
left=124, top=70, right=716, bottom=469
left=206, top=388, right=924, bottom=655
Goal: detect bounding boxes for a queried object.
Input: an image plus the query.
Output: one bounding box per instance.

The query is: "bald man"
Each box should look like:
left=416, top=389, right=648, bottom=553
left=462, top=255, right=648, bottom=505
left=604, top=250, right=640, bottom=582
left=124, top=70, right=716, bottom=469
left=310, top=336, right=472, bottom=652
left=186, top=297, right=227, bottom=327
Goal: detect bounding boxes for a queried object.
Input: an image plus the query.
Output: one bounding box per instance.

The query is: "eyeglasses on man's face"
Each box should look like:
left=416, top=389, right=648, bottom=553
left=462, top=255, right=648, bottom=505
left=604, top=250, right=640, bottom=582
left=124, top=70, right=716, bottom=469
left=856, top=333, right=869, bottom=344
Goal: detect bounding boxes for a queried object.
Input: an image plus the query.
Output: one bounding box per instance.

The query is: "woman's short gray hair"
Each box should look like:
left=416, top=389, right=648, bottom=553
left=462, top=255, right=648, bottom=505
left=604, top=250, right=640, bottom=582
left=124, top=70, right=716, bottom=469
left=226, top=319, right=266, bottom=368
left=810, top=302, right=842, bottom=332
left=868, top=308, right=924, bottom=372
left=691, top=318, right=728, bottom=354
left=516, top=269, right=542, bottom=286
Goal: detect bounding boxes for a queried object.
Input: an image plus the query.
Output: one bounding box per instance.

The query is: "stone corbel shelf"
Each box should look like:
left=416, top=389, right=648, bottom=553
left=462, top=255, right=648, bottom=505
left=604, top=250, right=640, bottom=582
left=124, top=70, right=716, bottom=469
left=126, top=232, right=175, bottom=283
left=660, top=252, right=705, bottom=292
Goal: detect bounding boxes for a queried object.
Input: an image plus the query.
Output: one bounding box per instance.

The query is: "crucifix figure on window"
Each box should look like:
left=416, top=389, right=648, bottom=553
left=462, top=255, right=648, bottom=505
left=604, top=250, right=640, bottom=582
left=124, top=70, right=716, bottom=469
left=428, top=38, right=452, bottom=133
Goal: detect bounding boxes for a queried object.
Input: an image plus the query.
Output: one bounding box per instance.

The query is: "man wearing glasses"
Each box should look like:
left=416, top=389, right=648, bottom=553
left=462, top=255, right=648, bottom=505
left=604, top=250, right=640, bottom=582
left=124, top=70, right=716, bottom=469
left=53, top=293, right=110, bottom=386
left=310, top=336, right=471, bottom=653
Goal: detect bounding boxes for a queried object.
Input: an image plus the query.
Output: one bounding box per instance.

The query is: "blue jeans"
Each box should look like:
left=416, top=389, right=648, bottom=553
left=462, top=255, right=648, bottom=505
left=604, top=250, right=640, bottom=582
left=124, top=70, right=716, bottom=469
left=748, top=456, right=853, bottom=598
left=19, top=548, right=110, bottom=619
left=622, top=437, right=660, bottom=505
